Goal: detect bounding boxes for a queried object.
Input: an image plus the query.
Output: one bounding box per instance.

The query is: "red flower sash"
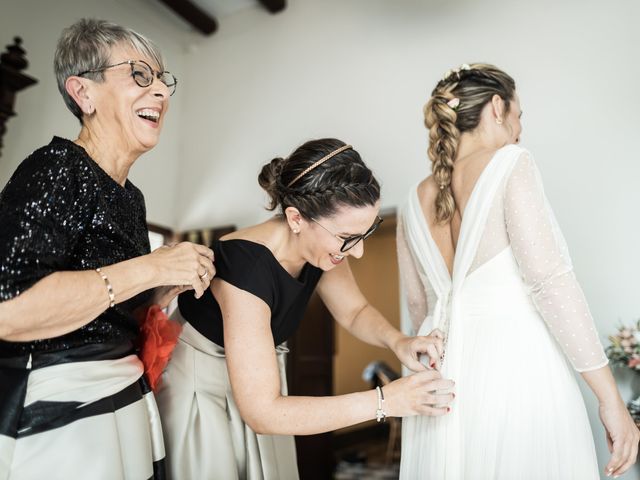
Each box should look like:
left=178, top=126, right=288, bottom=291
left=139, top=305, right=182, bottom=391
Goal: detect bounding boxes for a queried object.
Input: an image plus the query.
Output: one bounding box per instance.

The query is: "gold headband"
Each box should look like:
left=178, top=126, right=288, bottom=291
left=286, top=144, right=353, bottom=188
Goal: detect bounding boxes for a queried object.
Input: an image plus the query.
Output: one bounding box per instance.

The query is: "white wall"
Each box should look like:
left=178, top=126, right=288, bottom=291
left=176, top=0, right=640, bottom=477
left=2, top=0, right=639, bottom=477
left=0, top=0, right=196, bottom=226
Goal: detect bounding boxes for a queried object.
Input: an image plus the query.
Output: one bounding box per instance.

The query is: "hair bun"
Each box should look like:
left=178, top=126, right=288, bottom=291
left=258, top=138, right=381, bottom=219
left=258, top=157, right=285, bottom=211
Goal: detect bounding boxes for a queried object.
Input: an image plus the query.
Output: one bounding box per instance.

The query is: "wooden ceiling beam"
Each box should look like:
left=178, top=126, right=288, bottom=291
left=257, top=0, right=286, bottom=14
left=158, top=0, right=218, bottom=35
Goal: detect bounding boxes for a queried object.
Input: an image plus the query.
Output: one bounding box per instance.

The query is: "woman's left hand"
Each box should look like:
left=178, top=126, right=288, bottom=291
left=392, top=329, right=444, bottom=372
left=599, top=400, right=640, bottom=477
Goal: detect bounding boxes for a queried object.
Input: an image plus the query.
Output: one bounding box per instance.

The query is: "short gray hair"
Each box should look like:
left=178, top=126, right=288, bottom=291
left=54, top=18, right=165, bottom=122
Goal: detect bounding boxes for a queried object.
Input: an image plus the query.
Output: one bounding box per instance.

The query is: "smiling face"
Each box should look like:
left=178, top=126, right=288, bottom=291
left=298, top=202, right=381, bottom=271
left=87, top=44, right=170, bottom=156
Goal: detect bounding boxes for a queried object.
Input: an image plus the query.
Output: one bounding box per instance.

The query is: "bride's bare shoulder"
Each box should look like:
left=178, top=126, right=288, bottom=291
left=415, top=176, right=438, bottom=219
left=417, top=176, right=438, bottom=203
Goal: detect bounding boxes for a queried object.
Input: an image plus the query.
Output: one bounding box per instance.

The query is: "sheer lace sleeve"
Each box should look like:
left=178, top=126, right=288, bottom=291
left=397, top=212, right=428, bottom=336
left=504, top=153, right=608, bottom=372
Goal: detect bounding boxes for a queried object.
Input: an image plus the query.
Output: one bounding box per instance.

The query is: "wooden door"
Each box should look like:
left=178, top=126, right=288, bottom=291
left=287, top=292, right=335, bottom=479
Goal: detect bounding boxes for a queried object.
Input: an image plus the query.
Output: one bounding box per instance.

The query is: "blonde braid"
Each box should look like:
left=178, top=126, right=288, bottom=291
left=424, top=86, right=460, bottom=223
left=424, top=63, right=517, bottom=223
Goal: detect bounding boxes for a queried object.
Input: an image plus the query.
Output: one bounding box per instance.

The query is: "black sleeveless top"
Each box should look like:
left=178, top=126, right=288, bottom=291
left=178, top=239, right=323, bottom=347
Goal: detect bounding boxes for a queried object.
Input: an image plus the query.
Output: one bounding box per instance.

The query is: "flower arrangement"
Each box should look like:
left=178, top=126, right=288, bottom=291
left=606, top=319, right=640, bottom=423
left=605, top=319, right=640, bottom=370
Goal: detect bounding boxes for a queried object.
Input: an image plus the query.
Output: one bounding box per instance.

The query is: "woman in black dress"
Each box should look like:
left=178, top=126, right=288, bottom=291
left=0, top=19, right=214, bottom=479
left=157, top=138, right=454, bottom=480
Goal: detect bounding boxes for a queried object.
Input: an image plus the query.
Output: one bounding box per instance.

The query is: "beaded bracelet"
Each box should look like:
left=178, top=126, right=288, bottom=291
left=375, top=386, right=386, bottom=423
left=95, top=268, right=115, bottom=308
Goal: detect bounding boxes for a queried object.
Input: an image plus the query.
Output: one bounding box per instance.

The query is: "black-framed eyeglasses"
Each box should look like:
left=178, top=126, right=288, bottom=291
left=311, top=216, right=383, bottom=253
left=77, top=59, right=178, bottom=96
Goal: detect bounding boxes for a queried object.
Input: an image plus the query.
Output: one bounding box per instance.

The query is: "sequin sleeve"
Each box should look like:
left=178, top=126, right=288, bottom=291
left=504, top=152, right=608, bottom=372
left=0, top=144, right=96, bottom=301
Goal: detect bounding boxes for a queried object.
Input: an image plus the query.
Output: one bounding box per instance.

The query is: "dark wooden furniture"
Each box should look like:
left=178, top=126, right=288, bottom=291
left=0, top=37, right=38, bottom=158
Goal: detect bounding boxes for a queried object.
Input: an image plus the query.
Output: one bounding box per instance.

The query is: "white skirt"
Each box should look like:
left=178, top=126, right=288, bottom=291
left=156, top=317, right=299, bottom=480
left=0, top=345, right=165, bottom=480
left=399, top=250, right=599, bottom=479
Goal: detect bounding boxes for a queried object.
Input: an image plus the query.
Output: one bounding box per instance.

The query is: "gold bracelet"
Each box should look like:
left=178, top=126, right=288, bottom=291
left=95, top=268, right=115, bottom=308
left=376, top=386, right=386, bottom=423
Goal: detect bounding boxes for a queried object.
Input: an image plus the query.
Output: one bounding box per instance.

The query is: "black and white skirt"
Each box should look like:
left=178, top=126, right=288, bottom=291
left=0, top=343, right=166, bottom=480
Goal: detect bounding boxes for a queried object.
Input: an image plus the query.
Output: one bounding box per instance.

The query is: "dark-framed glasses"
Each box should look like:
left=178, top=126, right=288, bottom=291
left=311, top=216, right=383, bottom=253
left=77, top=59, right=178, bottom=96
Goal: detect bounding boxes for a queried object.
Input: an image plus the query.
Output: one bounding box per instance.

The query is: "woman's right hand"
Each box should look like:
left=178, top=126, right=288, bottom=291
left=383, top=369, right=455, bottom=417
left=146, top=242, right=215, bottom=299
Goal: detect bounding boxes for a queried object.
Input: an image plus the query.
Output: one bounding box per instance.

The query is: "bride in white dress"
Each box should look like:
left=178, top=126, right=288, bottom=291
left=397, top=63, right=639, bottom=479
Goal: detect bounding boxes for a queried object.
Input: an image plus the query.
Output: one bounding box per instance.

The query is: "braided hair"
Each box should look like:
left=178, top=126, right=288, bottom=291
left=258, top=138, right=380, bottom=219
left=424, top=63, right=516, bottom=223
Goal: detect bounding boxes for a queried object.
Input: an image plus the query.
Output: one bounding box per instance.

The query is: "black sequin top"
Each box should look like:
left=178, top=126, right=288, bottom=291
left=0, top=137, right=152, bottom=356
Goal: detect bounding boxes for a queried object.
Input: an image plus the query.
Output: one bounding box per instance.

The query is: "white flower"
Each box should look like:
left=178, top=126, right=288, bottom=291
left=443, top=64, right=472, bottom=82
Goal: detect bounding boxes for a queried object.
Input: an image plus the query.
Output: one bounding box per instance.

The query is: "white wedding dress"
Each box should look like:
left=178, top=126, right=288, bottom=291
left=397, top=145, right=607, bottom=479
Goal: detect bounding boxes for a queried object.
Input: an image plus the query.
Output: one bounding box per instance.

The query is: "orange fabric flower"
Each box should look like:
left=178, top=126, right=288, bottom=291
left=139, top=305, right=182, bottom=391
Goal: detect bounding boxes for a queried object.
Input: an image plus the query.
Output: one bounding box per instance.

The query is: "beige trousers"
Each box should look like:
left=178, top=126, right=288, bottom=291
left=156, top=315, right=299, bottom=480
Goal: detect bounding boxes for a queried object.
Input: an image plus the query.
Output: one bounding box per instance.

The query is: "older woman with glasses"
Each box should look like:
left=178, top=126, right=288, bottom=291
left=156, top=138, right=455, bottom=480
left=0, top=19, right=214, bottom=479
